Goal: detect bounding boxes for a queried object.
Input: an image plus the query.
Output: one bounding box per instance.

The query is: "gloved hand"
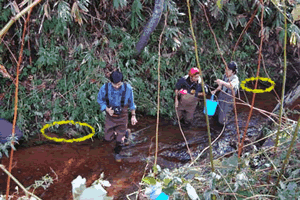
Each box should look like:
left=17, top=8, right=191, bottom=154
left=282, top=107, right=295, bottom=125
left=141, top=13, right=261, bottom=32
left=179, top=89, right=187, bottom=95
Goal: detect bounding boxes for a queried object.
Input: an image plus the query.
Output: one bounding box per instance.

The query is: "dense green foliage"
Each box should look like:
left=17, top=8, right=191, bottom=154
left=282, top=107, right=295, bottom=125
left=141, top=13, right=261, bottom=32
left=0, top=0, right=300, bottom=199
left=138, top=121, right=300, bottom=199
left=0, top=0, right=299, bottom=145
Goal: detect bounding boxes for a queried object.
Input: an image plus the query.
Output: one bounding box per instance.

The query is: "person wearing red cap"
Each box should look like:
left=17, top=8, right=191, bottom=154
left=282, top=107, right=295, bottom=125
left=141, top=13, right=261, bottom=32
left=211, top=61, right=239, bottom=125
left=175, top=67, right=208, bottom=127
left=97, top=70, right=138, bottom=162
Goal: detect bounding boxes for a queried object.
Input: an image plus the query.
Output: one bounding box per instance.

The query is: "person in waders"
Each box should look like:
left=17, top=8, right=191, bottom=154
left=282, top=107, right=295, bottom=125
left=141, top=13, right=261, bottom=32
left=97, top=70, right=137, bottom=162
left=211, top=61, right=239, bottom=126
left=175, top=67, right=208, bottom=128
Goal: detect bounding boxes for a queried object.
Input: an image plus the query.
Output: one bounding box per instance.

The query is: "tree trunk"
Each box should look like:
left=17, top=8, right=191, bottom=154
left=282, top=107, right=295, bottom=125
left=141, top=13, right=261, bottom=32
left=272, top=80, right=300, bottom=114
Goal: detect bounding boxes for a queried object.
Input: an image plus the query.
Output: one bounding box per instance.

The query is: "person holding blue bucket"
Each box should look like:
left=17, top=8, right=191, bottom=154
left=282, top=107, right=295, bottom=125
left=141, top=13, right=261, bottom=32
left=211, top=61, right=239, bottom=126
left=203, top=94, right=218, bottom=116
left=175, top=67, right=208, bottom=128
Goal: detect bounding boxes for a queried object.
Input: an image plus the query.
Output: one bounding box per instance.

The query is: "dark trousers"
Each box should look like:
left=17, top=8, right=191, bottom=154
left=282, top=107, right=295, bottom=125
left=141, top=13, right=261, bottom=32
left=104, top=106, right=128, bottom=154
left=176, top=93, right=199, bottom=124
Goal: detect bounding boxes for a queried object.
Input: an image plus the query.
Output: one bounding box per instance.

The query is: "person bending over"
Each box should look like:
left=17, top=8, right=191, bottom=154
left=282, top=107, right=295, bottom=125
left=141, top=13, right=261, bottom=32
left=175, top=67, right=208, bottom=127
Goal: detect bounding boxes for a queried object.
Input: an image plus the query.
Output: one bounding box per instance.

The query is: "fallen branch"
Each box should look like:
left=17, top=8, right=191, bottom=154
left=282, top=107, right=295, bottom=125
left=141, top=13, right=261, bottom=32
left=0, top=65, right=14, bottom=81
left=189, top=124, right=225, bottom=167
left=6, top=6, right=33, bottom=199
left=0, top=0, right=42, bottom=40
left=217, top=169, right=238, bottom=200
left=175, top=109, right=194, bottom=162
left=154, top=11, right=168, bottom=168
left=244, top=194, right=279, bottom=199
left=0, top=164, right=42, bottom=200
left=238, top=0, right=265, bottom=158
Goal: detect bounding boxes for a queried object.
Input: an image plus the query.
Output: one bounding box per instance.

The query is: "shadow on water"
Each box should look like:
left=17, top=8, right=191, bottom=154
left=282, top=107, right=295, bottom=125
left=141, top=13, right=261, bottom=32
left=0, top=91, right=281, bottom=199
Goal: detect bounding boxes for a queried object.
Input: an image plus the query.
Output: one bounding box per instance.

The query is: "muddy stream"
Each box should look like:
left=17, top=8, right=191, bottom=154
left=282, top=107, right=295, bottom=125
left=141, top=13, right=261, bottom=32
left=0, top=91, right=296, bottom=199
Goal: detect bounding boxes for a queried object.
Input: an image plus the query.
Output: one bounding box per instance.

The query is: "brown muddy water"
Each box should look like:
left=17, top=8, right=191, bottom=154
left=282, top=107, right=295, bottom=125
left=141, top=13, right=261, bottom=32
left=0, top=90, right=296, bottom=200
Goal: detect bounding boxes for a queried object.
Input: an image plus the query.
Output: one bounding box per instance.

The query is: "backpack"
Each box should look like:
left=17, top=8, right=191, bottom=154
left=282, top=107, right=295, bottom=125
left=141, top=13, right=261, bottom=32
left=0, top=118, right=23, bottom=144
left=105, top=83, right=127, bottom=107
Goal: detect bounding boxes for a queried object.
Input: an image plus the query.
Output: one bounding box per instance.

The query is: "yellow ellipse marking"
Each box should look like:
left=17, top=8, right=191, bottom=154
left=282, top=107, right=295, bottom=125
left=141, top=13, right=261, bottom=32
left=240, top=77, right=275, bottom=93
left=40, top=120, right=95, bottom=143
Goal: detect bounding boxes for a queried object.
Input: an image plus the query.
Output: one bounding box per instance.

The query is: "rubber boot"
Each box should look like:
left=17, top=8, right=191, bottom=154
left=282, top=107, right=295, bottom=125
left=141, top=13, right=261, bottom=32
left=114, top=142, right=123, bottom=162
left=124, top=129, right=131, bottom=146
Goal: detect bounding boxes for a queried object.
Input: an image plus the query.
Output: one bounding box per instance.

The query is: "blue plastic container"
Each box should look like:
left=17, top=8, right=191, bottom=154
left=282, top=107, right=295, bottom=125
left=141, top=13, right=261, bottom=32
left=203, top=94, right=218, bottom=116
left=156, top=192, right=169, bottom=200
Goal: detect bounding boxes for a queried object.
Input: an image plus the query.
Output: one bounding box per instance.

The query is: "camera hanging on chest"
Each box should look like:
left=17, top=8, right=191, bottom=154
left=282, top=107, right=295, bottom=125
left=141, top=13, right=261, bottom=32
left=178, top=77, right=202, bottom=101
left=105, top=83, right=127, bottom=116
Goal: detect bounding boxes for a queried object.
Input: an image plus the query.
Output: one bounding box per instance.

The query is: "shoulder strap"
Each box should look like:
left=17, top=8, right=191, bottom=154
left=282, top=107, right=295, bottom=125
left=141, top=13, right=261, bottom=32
left=121, top=83, right=127, bottom=107
left=105, top=83, right=110, bottom=106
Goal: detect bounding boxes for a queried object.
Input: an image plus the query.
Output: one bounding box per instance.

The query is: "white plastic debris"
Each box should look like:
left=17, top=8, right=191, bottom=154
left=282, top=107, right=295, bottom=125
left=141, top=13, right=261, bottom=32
left=72, top=174, right=113, bottom=200
left=186, top=183, right=200, bottom=200
left=72, top=175, right=87, bottom=200
left=194, top=177, right=206, bottom=182
left=211, top=172, right=221, bottom=180
left=234, top=172, right=249, bottom=192
left=156, top=164, right=161, bottom=172
left=99, top=180, right=111, bottom=187
left=145, top=182, right=162, bottom=200
left=236, top=172, right=248, bottom=182
left=80, top=184, right=107, bottom=200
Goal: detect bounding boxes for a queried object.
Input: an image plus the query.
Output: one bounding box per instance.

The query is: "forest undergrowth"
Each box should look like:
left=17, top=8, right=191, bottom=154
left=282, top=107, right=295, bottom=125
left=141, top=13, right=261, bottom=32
left=134, top=118, right=300, bottom=200
left=0, top=0, right=300, bottom=199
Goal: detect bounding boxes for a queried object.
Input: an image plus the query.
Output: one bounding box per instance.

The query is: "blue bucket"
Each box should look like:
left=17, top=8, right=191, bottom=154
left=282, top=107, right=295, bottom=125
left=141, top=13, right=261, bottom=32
left=156, top=192, right=169, bottom=200
left=203, top=94, right=218, bottom=116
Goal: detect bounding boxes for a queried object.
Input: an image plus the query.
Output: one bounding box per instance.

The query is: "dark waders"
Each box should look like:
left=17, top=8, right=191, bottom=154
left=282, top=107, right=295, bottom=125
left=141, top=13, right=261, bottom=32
left=176, top=93, right=199, bottom=124
left=216, top=91, right=235, bottom=125
left=103, top=83, right=129, bottom=155
left=104, top=106, right=128, bottom=155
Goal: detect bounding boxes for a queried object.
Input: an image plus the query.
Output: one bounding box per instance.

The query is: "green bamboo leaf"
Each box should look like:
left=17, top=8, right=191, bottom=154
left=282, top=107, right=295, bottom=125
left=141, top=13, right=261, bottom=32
left=222, top=153, right=238, bottom=168
left=57, top=1, right=71, bottom=22
left=113, top=0, right=127, bottom=9
left=217, top=0, right=223, bottom=9
left=78, top=0, right=90, bottom=12
left=131, top=0, right=143, bottom=29
left=292, top=4, right=300, bottom=21
left=163, top=178, right=172, bottom=186
left=113, top=0, right=119, bottom=9
left=142, top=177, right=156, bottom=185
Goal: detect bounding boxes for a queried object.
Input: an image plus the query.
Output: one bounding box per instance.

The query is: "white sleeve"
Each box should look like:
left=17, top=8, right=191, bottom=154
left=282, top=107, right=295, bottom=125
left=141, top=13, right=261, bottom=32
left=197, top=76, right=202, bottom=84
left=230, top=76, right=239, bottom=90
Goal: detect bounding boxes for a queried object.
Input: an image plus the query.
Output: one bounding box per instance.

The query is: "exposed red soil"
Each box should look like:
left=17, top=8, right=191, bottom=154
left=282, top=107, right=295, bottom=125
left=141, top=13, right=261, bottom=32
left=0, top=91, right=291, bottom=200
left=0, top=121, right=152, bottom=200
